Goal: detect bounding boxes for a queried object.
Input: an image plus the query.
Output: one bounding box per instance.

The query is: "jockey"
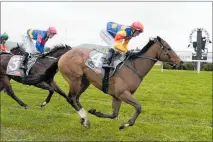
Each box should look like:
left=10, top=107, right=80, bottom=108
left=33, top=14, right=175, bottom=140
left=20, top=27, right=57, bottom=70
left=100, top=21, right=144, bottom=68
left=0, top=32, right=9, bottom=52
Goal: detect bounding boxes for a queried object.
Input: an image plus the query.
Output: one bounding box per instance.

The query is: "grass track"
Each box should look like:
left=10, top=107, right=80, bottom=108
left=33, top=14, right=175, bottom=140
left=1, top=65, right=212, bottom=141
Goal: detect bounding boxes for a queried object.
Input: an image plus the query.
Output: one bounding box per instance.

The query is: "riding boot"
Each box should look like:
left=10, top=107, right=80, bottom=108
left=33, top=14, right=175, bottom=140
left=102, top=48, right=115, bottom=69
left=19, top=52, right=29, bottom=70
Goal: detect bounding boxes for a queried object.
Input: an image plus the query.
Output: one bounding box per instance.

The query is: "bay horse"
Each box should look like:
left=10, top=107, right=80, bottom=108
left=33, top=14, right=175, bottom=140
left=58, top=36, right=183, bottom=129
left=0, top=44, right=71, bottom=109
left=8, top=44, right=70, bottom=108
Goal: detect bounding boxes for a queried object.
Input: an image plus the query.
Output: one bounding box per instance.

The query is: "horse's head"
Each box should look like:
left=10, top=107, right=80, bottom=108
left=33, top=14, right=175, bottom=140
left=152, top=36, right=183, bottom=68
left=45, top=44, right=72, bottom=58
left=10, top=43, right=25, bottom=55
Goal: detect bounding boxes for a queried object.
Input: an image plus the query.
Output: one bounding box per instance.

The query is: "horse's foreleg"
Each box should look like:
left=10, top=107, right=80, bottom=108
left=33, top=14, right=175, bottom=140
left=0, top=81, right=6, bottom=93
left=118, top=90, right=141, bottom=130
left=88, top=97, right=122, bottom=119
left=0, top=82, right=6, bottom=93
left=49, top=81, right=67, bottom=100
left=2, top=77, right=29, bottom=109
left=34, top=82, right=54, bottom=107
left=0, top=79, right=4, bottom=92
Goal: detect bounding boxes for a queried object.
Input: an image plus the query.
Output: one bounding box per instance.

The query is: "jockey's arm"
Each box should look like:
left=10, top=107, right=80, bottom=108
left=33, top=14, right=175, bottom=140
left=36, top=34, right=45, bottom=53
left=114, top=30, right=128, bottom=53
left=123, top=39, right=130, bottom=51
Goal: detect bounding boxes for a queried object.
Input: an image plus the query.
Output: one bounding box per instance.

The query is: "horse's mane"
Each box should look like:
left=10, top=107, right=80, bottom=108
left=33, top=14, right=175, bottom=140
left=45, top=44, right=72, bottom=55
left=10, top=43, right=24, bottom=51
left=10, top=43, right=25, bottom=54
left=130, top=38, right=155, bottom=59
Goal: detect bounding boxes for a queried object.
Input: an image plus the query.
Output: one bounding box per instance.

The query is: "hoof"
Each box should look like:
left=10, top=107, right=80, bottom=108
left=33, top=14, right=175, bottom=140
left=88, top=108, right=96, bottom=114
left=119, top=123, right=130, bottom=130
left=40, top=101, right=47, bottom=107
left=24, top=105, right=30, bottom=109
left=80, top=118, right=90, bottom=129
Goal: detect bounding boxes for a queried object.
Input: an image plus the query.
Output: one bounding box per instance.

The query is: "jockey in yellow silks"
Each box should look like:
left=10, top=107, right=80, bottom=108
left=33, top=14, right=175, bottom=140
left=100, top=21, right=144, bottom=68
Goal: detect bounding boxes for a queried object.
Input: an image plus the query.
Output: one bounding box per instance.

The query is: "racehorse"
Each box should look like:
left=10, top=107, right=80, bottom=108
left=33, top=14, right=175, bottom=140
left=8, top=44, right=70, bottom=107
left=0, top=44, right=71, bottom=109
left=57, top=36, right=183, bottom=129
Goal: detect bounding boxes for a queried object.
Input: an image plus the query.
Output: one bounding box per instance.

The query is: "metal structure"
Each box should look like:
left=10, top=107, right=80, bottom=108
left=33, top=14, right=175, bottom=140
left=188, top=28, right=212, bottom=71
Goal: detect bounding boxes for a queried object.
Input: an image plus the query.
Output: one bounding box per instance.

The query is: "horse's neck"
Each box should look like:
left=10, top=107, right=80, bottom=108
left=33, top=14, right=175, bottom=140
left=37, top=55, right=57, bottom=68
left=12, top=51, right=22, bottom=55
left=46, top=50, right=63, bottom=58
left=37, top=50, right=64, bottom=66
left=46, top=52, right=58, bottom=58
left=132, top=49, right=157, bottom=78
left=11, top=48, right=23, bottom=55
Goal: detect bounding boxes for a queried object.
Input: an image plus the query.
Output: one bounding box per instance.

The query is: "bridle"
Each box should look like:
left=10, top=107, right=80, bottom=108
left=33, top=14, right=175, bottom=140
left=136, top=38, right=169, bottom=62
left=121, top=38, right=172, bottom=80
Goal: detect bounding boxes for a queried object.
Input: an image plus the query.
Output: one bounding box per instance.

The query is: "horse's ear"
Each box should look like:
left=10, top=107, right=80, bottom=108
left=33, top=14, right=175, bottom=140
left=149, top=37, right=155, bottom=41
left=65, top=44, right=72, bottom=49
left=17, top=43, right=20, bottom=47
left=157, top=36, right=161, bottom=42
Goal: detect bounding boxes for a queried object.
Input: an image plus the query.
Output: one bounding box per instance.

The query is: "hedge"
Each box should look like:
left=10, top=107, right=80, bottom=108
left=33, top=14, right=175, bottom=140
left=202, top=63, right=213, bottom=71
left=163, top=62, right=213, bottom=71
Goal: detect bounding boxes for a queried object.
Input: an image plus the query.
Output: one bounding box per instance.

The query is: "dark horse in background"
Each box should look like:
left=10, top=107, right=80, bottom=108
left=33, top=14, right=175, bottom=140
left=0, top=44, right=71, bottom=109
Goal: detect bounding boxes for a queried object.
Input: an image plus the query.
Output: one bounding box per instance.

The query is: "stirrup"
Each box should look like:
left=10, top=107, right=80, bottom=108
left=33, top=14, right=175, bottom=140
left=102, top=64, right=114, bottom=69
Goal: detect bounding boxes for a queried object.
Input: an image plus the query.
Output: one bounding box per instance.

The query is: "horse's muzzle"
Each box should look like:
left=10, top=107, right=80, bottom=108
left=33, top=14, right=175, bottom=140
left=174, top=61, right=184, bottom=69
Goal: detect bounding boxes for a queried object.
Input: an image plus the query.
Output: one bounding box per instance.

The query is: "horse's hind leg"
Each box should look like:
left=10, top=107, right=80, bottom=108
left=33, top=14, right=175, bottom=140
left=88, top=97, right=122, bottom=119
left=2, top=76, right=29, bottom=109
left=34, top=82, right=54, bottom=107
left=66, top=77, right=90, bottom=128
left=76, top=75, right=90, bottom=108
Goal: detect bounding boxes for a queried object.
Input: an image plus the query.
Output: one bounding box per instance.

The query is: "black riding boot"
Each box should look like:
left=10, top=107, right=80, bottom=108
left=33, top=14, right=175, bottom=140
left=20, top=52, right=29, bottom=69
left=102, top=48, right=115, bottom=69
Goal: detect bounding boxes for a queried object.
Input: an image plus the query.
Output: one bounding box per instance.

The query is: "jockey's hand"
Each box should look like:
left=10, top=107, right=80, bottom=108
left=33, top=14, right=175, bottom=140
left=41, top=53, right=46, bottom=57
left=126, top=50, right=133, bottom=56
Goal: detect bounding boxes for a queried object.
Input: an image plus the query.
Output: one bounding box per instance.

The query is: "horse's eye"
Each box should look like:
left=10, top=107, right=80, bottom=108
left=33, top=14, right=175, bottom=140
left=168, top=48, right=172, bottom=51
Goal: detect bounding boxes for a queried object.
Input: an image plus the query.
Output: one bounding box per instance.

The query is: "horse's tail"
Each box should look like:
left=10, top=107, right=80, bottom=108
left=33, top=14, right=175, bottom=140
left=22, top=60, right=59, bottom=85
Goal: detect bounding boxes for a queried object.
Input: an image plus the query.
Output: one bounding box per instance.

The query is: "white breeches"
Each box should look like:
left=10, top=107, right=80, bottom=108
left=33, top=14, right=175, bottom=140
left=22, top=32, right=38, bottom=54
left=100, top=29, right=114, bottom=48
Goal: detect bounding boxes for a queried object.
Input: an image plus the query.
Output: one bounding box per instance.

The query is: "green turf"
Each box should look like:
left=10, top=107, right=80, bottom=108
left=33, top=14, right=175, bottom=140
left=1, top=65, right=212, bottom=141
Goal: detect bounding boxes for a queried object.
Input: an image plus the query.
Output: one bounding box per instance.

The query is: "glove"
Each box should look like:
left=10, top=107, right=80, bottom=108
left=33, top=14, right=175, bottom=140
left=41, top=53, right=46, bottom=57
left=126, top=50, right=132, bottom=56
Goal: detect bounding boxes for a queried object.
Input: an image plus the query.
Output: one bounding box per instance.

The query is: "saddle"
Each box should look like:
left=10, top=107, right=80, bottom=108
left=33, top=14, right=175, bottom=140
left=85, top=47, right=129, bottom=93
left=6, top=54, right=40, bottom=77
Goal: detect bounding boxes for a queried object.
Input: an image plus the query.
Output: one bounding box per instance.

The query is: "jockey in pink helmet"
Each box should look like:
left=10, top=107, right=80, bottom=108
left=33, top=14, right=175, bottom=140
left=20, top=26, right=57, bottom=70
